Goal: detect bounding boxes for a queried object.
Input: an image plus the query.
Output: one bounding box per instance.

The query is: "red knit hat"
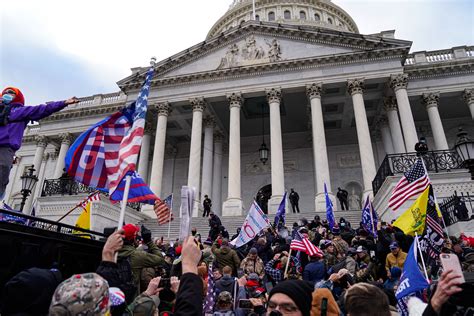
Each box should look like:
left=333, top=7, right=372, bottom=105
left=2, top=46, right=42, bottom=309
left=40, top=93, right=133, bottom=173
left=2, top=87, right=25, bottom=105
left=122, top=224, right=139, bottom=240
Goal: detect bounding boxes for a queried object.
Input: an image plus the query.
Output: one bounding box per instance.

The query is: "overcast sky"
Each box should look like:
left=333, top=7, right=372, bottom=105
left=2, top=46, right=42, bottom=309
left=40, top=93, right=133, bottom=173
left=1, top=0, right=473, bottom=105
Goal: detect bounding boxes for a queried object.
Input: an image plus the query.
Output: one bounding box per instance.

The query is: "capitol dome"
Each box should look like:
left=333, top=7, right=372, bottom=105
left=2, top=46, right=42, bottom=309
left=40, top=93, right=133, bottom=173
left=207, top=0, right=359, bottom=39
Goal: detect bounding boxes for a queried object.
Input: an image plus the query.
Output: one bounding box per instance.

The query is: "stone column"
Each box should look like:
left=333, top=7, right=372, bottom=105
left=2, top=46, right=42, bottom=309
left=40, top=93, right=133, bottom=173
left=32, top=136, right=48, bottom=175
left=201, top=116, right=215, bottom=204
left=27, top=152, right=50, bottom=214
left=212, top=132, right=224, bottom=216
left=378, top=117, right=395, bottom=155
left=463, top=89, right=474, bottom=120
left=266, top=88, right=285, bottom=214
left=53, top=133, right=73, bottom=178
left=347, top=79, right=376, bottom=200
left=223, top=93, right=243, bottom=216
left=4, top=156, right=21, bottom=202
left=390, top=74, right=418, bottom=152
left=188, top=98, right=206, bottom=217
left=306, top=83, right=334, bottom=211
left=384, top=97, right=406, bottom=153
left=150, top=102, right=172, bottom=200
left=422, top=92, right=449, bottom=150
left=138, top=126, right=152, bottom=183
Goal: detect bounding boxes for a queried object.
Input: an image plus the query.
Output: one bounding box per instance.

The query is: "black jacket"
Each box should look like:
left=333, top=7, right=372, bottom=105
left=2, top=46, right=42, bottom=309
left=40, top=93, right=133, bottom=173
left=174, top=273, right=204, bottom=316
left=216, top=275, right=236, bottom=297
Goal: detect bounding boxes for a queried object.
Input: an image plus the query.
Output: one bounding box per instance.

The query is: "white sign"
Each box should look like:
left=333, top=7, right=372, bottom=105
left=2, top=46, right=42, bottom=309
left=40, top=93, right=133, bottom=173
left=230, top=201, right=270, bottom=248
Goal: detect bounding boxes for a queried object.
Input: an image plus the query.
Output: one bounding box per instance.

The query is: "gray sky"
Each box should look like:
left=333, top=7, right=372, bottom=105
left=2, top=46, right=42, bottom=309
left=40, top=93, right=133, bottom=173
left=1, top=0, right=473, bottom=105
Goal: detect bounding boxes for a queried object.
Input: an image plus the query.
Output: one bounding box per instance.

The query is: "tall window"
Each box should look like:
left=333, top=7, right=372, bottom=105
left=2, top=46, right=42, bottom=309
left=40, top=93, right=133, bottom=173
left=255, top=14, right=260, bottom=21
left=284, top=10, right=291, bottom=19
left=268, top=11, right=275, bottom=21
left=299, top=11, right=306, bottom=20
left=314, top=13, right=320, bottom=21
left=328, top=17, right=333, bottom=24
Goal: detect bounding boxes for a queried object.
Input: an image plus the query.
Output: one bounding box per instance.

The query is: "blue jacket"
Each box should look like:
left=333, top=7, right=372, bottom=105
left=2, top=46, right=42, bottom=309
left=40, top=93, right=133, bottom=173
left=0, top=101, right=67, bottom=151
left=303, top=261, right=326, bottom=284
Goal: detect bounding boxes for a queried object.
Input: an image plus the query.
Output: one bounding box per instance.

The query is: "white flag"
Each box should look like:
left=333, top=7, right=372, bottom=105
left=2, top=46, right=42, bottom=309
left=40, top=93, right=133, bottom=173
left=179, top=186, right=195, bottom=241
left=230, top=201, right=270, bottom=248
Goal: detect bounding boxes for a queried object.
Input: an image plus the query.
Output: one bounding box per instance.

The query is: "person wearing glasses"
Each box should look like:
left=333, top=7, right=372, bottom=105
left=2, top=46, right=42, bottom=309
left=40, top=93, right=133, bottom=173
left=266, top=279, right=313, bottom=316
left=0, top=87, right=79, bottom=201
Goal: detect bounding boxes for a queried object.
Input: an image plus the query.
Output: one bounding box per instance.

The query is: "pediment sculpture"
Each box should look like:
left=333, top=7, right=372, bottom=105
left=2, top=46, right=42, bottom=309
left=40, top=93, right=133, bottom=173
left=217, top=35, right=282, bottom=69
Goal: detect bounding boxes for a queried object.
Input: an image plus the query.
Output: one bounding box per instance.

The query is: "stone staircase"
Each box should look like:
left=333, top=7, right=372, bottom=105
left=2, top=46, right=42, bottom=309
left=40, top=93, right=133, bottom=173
left=140, top=209, right=362, bottom=241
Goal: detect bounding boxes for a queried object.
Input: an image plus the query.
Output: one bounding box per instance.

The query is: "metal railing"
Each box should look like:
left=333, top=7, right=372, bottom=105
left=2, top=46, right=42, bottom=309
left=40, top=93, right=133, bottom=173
left=439, top=191, right=473, bottom=226
left=41, top=178, right=142, bottom=212
left=372, top=150, right=464, bottom=195
left=0, top=208, right=106, bottom=240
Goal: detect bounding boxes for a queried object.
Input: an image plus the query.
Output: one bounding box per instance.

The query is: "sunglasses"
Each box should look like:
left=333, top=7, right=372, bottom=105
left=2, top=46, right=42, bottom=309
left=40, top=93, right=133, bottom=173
left=3, top=89, right=17, bottom=95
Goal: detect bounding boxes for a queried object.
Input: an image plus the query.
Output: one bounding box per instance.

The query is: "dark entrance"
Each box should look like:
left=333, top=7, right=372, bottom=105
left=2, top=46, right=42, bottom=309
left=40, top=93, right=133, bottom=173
left=256, top=184, right=272, bottom=214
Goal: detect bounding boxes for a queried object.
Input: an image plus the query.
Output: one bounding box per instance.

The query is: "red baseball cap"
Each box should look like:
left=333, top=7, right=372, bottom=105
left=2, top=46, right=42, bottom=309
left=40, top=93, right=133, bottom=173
left=122, top=224, right=139, bottom=240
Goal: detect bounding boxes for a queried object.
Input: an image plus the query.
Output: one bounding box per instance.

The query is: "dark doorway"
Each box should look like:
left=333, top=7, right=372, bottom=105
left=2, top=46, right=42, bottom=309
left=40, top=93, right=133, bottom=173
left=256, top=184, right=272, bottom=214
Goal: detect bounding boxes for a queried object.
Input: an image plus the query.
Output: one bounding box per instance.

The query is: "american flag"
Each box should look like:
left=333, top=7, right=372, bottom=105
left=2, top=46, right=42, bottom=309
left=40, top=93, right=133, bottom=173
left=421, top=185, right=444, bottom=259
left=203, top=263, right=216, bottom=314
left=80, top=191, right=101, bottom=209
left=389, top=158, right=430, bottom=210
left=155, top=194, right=174, bottom=225
left=65, top=67, right=158, bottom=204
left=290, top=231, right=323, bottom=257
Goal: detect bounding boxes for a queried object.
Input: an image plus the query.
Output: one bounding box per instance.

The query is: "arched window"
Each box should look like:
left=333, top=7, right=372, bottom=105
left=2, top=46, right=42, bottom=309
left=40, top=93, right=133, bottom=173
left=299, top=11, right=306, bottom=20
left=255, top=14, right=260, bottom=21
left=268, top=11, right=275, bottom=21
left=284, top=10, right=291, bottom=19
left=314, top=13, right=320, bottom=21
left=328, top=17, right=333, bottom=24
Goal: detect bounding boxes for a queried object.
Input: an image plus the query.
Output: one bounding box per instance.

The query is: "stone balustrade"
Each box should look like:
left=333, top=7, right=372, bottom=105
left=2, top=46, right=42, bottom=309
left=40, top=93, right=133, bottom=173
left=404, top=46, right=474, bottom=65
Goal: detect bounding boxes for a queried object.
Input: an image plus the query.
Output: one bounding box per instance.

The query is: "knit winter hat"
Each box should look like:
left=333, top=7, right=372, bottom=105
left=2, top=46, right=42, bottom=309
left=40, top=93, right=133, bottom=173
left=311, top=288, right=340, bottom=316
left=2, top=86, right=25, bottom=105
left=49, top=273, right=110, bottom=315
left=269, top=280, right=313, bottom=316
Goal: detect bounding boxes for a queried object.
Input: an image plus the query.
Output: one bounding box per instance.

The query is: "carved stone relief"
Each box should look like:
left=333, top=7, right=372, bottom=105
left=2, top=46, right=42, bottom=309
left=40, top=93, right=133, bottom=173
left=217, top=35, right=282, bottom=69
left=337, top=153, right=361, bottom=168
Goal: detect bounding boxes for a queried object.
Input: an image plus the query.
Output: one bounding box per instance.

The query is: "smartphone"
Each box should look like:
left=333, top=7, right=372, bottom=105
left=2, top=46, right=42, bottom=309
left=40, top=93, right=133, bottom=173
left=265, top=281, right=273, bottom=292
left=237, top=268, right=245, bottom=278
left=440, top=253, right=465, bottom=282
left=238, top=299, right=254, bottom=309
left=159, top=277, right=171, bottom=288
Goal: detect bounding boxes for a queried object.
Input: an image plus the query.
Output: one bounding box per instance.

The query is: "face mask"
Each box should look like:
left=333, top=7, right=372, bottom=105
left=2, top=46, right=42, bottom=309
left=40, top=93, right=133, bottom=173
left=2, top=94, right=14, bottom=104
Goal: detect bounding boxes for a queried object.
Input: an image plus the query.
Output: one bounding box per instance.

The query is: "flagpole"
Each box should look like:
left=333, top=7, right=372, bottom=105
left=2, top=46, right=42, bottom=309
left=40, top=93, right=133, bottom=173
left=117, top=175, right=132, bottom=230
left=414, top=232, right=429, bottom=283
left=55, top=190, right=100, bottom=223
left=283, top=249, right=293, bottom=279
left=167, top=194, right=173, bottom=242
left=419, top=158, right=449, bottom=236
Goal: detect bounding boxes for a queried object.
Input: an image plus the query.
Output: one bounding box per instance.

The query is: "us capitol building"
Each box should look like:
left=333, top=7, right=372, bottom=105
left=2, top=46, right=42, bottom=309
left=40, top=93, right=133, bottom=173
left=4, top=0, right=474, bottom=233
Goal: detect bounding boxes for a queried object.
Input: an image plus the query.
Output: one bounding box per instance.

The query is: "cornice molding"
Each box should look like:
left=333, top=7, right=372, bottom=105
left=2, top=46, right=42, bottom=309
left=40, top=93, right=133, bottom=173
left=41, top=103, right=125, bottom=123
left=404, top=60, right=474, bottom=80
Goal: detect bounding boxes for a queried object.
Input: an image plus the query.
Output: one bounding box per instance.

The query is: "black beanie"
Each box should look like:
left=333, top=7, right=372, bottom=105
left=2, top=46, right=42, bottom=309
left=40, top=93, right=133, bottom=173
left=269, top=280, right=313, bottom=316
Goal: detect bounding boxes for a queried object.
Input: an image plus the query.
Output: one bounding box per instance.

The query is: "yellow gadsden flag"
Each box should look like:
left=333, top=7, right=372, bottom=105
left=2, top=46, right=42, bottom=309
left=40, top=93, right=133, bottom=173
left=73, top=202, right=91, bottom=238
left=392, top=187, right=430, bottom=236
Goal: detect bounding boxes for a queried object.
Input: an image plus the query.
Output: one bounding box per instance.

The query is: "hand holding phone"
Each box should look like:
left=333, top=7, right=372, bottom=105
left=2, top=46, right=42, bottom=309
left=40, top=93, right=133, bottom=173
left=440, top=254, right=465, bottom=283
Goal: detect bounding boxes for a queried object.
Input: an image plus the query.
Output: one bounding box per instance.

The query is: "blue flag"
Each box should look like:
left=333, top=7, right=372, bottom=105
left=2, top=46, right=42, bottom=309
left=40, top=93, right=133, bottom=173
left=395, top=236, right=429, bottom=301
left=361, top=196, right=378, bottom=238
left=110, top=171, right=157, bottom=204
left=274, top=192, right=287, bottom=228
left=324, top=183, right=335, bottom=231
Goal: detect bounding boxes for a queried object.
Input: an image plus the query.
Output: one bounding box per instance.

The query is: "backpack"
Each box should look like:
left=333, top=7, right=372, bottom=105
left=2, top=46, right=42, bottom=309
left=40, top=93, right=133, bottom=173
left=117, top=255, right=138, bottom=303
left=0, top=104, right=12, bottom=126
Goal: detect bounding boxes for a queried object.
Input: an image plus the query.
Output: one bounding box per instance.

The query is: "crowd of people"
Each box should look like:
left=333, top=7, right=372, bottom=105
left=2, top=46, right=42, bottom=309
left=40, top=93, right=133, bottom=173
left=1, top=213, right=474, bottom=316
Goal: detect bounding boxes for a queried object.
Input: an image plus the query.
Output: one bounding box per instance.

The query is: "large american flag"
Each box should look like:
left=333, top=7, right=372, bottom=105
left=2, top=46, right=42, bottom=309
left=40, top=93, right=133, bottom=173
left=389, top=158, right=430, bottom=210
left=203, top=263, right=216, bottom=314
left=65, top=67, right=158, bottom=204
left=290, top=231, right=323, bottom=257
left=155, top=194, right=174, bottom=225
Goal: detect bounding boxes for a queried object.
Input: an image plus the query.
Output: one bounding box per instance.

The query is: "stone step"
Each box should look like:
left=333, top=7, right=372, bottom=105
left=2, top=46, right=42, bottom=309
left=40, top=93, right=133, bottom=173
left=140, top=210, right=362, bottom=240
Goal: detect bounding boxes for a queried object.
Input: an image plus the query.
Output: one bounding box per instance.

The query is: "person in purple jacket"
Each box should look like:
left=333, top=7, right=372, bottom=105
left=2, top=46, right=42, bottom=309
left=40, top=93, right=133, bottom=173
left=0, top=86, right=79, bottom=200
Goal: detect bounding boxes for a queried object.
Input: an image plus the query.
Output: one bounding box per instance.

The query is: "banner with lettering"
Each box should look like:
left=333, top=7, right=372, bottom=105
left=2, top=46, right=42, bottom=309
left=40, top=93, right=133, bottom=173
left=230, top=201, right=270, bottom=248
left=396, top=236, right=429, bottom=298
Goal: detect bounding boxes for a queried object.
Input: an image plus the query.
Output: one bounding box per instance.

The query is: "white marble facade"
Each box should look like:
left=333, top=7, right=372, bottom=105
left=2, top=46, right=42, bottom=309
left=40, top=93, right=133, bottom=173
left=4, top=0, right=474, bottom=222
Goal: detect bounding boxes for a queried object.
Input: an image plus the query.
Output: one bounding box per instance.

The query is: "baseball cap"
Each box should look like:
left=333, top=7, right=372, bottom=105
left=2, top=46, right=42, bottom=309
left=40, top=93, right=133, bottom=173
left=389, top=241, right=399, bottom=250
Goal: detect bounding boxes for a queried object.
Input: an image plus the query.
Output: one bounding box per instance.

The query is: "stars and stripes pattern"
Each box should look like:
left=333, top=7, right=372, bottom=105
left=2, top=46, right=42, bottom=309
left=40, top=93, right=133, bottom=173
left=80, top=191, right=101, bottom=209
left=422, top=185, right=444, bottom=259
left=155, top=194, right=174, bottom=225
left=389, top=158, right=430, bottom=210
left=65, top=67, right=158, bottom=204
left=203, top=263, right=216, bottom=314
left=108, top=68, right=154, bottom=197
left=290, top=231, right=323, bottom=257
